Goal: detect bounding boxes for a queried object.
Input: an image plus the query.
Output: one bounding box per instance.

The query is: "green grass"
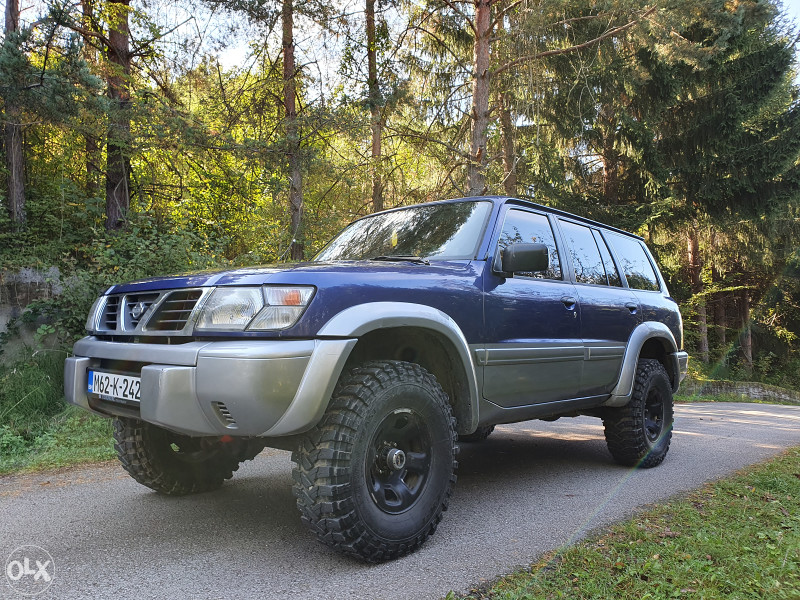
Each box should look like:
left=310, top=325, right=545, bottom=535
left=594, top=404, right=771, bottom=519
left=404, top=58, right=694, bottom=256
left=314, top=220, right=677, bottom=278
left=0, top=349, right=115, bottom=474
left=0, top=406, right=114, bottom=474
left=451, top=447, right=800, bottom=600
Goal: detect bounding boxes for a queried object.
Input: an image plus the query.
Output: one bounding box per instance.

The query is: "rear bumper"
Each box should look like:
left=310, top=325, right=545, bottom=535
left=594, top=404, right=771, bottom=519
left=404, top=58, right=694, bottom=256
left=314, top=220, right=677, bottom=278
left=65, top=336, right=356, bottom=437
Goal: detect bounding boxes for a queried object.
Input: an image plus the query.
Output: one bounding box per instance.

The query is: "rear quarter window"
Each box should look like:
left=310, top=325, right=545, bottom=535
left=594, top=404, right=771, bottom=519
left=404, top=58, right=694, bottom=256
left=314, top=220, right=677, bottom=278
left=559, top=220, right=607, bottom=285
left=606, top=233, right=661, bottom=291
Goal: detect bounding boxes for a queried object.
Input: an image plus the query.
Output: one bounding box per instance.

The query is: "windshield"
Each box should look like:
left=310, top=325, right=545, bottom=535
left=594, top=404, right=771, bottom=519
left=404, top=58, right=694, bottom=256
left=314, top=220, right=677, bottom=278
left=314, top=201, right=492, bottom=261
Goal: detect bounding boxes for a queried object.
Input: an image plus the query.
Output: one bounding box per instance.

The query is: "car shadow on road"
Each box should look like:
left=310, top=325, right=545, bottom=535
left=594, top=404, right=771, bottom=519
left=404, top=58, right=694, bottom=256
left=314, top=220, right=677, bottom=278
left=86, top=425, right=608, bottom=552
left=126, top=424, right=618, bottom=537
left=457, top=425, right=615, bottom=477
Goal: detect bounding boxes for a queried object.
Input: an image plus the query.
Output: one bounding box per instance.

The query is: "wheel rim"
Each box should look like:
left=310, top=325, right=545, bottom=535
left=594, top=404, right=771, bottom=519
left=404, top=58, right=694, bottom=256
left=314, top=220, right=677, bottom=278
left=367, top=408, right=432, bottom=514
left=644, top=388, right=665, bottom=443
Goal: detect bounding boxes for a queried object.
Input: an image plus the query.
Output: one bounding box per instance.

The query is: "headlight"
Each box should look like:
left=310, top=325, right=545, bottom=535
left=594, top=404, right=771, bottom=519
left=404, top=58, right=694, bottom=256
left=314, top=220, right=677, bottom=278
left=194, top=286, right=315, bottom=331
left=85, top=296, right=106, bottom=332
left=196, top=288, right=264, bottom=331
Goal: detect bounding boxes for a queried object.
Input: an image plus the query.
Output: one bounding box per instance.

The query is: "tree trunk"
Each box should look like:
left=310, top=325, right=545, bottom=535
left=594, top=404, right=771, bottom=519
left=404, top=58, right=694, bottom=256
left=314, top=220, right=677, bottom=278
left=688, top=226, right=709, bottom=363
left=283, top=0, right=304, bottom=260
left=467, top=0, right=491, bottom=196
left=499, top=92, right=516, bottom=196
left=105, top=0, right=132, bottom=230
left=366, top=0, right=383, bottom=212
left=601, top=142, right=619, bottom=204
left=600, top=104, right=619, bottom=204
left=3, top=0, right=26, bottom=229
left=740, top=289, right=753, bottom=375
left=81, top=0, right=101, bottom=198
left=712, top=266, right=726, bottom=362
left=86, top=136, right=102, bottom=198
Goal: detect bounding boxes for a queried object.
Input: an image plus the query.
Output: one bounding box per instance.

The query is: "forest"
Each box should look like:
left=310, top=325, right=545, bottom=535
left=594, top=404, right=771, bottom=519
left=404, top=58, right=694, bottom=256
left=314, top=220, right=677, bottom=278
left=1, top=0, right=799, bottom=428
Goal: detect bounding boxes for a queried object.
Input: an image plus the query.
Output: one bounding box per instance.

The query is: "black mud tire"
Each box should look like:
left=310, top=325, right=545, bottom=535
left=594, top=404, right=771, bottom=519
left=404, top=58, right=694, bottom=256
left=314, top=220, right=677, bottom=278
left=603, top=359, right=674, bottom=468
left=458, top=425, right=495, bottom=443
left=112, top=417, right=252, bottom=495
left=291, top=360, right=457, bottom=562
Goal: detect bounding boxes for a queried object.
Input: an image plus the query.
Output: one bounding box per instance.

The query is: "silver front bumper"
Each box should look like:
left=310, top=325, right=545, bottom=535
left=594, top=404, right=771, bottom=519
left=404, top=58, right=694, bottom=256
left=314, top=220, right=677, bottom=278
left=65, top=336, right=356, bottom=437
left=676, top=350, right=689, bottom=384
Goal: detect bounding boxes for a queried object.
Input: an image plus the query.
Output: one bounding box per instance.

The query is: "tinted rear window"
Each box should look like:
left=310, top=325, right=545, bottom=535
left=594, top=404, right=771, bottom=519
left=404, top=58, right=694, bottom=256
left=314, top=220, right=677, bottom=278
left=607, top=233, right=661, bottom=291
left=559, top=221, right=606, bottom=285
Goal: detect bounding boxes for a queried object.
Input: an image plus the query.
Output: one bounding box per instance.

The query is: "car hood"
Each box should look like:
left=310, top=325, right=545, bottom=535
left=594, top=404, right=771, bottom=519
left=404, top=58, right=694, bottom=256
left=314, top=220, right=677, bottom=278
left=108, top=260, right=473, bottom=293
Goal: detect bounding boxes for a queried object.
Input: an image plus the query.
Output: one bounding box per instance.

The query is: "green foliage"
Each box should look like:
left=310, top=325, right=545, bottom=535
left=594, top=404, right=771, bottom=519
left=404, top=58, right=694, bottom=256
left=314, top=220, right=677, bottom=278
left=0, top=350, right=67, bottom=444
left=1, top=0, right=799, bottom=387
left=20, top=214, right=229, bottom=343
left=0, top=349, right=114, bottom=474
left=0, top=407, right=114, bottom=475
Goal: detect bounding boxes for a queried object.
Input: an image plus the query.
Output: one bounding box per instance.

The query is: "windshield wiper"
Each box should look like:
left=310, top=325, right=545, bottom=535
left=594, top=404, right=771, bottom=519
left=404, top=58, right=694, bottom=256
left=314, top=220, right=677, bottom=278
left=370, top=255, right=431, bottom=265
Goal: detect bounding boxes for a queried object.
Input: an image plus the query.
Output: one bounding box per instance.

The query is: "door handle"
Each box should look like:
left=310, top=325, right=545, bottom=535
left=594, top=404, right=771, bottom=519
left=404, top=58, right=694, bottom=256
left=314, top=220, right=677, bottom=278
left=625, top=302, right=638, bottom=314
left=561, top=296, right=577, bottom=310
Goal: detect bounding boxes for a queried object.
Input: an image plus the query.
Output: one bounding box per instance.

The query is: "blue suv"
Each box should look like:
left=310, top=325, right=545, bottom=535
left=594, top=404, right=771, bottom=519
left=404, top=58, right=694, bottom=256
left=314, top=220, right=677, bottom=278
left=65, top=196, right=688, bottom=561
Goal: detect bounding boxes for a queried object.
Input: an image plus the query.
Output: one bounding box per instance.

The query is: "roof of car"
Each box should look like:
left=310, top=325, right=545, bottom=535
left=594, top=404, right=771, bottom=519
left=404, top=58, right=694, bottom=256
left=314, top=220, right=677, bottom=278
left=372, top=196, right=644, bottom=240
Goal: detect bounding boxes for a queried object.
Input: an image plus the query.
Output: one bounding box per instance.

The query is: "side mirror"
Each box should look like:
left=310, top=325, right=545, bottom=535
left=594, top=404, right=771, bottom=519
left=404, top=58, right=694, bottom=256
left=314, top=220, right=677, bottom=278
left=501, top=243, right=549, bottom=274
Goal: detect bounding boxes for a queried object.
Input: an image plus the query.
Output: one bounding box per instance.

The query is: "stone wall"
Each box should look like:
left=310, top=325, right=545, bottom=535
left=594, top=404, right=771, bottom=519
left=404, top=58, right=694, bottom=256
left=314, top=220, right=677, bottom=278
left=681, top=378, right=800, bottom=405
left=0, top=268, right=65, bottom=357
left=0, top=267, right=64, bottom=331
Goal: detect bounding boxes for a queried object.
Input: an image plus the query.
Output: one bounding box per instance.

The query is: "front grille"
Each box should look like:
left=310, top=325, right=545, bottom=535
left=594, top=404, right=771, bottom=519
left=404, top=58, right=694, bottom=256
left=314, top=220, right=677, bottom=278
left=146, top=290, right=203, bottom=331
left=100, top=296, right=121, bottom=330
left=124, top=293, right=159, bottom=328
left=93, top=288, right=207, bottom=335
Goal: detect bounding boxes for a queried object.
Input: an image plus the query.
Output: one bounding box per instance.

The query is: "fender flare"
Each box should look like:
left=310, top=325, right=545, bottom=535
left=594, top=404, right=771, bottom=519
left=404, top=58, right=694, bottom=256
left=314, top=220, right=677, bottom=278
left=603, top=321, right=680, bottom=407
left=318, top=302, right=481, bottom=432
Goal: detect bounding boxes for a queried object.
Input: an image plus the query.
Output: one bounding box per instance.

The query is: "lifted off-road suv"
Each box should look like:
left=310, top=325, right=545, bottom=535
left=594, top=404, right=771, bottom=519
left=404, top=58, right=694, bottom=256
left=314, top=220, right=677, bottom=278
left=65, top=197, right=688, bottom=561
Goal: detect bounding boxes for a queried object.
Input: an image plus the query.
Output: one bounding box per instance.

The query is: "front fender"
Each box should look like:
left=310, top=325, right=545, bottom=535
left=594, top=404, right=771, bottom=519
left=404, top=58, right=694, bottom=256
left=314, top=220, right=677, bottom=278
left=318, top=302, right=481, bottom=432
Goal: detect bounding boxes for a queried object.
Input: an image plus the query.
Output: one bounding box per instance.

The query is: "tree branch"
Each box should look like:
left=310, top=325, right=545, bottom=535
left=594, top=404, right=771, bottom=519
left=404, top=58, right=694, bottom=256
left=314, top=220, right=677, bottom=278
left=409, top=24, right=470, bottom=65
left=438, top=0, right=476, bottom=35
left=490, top=0, right=523, bottom=31
left=130, top=17, right=193, bottom=57
left=493, top=6, right=656, bottom=77
left=547, top=13, right=611, bottom=28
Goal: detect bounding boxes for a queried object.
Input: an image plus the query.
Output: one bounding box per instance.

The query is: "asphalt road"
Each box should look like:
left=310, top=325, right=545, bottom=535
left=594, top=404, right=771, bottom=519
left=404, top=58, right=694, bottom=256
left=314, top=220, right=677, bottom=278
left=2, top=402, right=799, bottom=600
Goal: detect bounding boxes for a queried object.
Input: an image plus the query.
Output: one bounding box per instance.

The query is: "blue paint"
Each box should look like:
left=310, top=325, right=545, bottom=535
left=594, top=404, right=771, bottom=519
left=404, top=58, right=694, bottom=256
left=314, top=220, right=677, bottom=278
left=97, top=197, right=681, bottom=351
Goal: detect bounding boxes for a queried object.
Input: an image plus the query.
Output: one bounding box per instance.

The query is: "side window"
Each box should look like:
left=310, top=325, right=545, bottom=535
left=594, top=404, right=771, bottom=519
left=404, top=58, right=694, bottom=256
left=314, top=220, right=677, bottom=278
left=592, top=230, right=622, bottom=287
left=559, top=221, right=607, bottom=285
left=607, top=233, right=661, bottom=291
left=497, top=210, right=562, bottom=280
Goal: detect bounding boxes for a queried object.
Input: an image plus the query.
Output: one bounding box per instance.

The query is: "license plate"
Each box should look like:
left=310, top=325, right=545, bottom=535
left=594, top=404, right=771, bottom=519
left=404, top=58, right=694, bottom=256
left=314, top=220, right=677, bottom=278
left=88, top=370, right=141, bottom=403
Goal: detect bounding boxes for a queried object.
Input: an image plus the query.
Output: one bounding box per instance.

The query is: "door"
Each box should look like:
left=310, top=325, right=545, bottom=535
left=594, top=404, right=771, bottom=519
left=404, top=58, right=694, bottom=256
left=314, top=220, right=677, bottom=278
left=482, top=208, right=583, bottom=408
left=557, top=220, right=640, bottom=396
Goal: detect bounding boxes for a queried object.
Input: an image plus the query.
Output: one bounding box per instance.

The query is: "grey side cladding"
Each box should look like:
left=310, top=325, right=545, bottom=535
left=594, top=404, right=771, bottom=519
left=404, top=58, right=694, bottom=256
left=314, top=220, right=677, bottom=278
left=603, top=322, right=681, bottom=407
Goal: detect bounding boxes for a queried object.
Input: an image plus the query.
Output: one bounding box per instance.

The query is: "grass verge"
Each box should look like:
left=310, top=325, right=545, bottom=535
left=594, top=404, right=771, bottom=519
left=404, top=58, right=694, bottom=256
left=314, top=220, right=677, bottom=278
left=0, top=406, right=114, bottom=475
left=0, top=349, right=116, bottom=474
left=451, top=447, right=800, bottom=600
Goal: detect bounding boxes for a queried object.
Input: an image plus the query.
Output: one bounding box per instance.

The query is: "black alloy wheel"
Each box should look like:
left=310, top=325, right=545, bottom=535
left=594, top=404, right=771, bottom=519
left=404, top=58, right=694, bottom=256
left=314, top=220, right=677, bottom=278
left=292, top=360, right=458, bottom=562
left=368, top=408, right=432, bottom=514
left=602, top=359, right=674, bottom=468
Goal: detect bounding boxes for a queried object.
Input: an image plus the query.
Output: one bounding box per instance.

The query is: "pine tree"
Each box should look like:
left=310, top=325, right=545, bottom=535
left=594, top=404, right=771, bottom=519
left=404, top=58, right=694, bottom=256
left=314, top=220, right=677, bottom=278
left=2, top=0, right=26, bottom=229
